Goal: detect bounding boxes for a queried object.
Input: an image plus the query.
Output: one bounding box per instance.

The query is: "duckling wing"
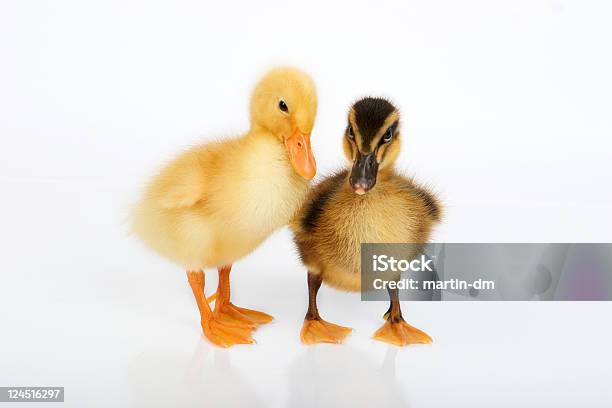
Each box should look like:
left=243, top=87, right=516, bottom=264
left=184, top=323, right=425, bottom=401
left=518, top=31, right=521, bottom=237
left=396, top=176, right=442, bottom=223
left=157, top=169, right=206, bottom=209
left=151, top=149, right=210, bottom=209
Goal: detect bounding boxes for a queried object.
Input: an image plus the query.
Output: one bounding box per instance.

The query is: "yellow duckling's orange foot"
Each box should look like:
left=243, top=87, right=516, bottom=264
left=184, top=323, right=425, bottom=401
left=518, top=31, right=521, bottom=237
left=201, top=318, right=256, bottom=348
left=300, top=318, right=353, bottom=345
left=373, top=319, right=432, bottom=346
left=231, top=304, right=274, bottom=324
left=214, top=302, right=273, bottom=327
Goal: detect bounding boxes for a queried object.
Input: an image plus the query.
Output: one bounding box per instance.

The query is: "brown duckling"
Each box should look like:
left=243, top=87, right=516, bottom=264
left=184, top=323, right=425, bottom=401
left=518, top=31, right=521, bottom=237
left=290, top=97, right=442, bottom=346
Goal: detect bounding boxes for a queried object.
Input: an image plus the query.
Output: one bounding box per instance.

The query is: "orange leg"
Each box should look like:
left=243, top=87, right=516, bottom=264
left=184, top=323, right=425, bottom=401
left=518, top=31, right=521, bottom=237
left=213, top=265, right=274, bottom=327
left=186, top=271, right=255, bottom=348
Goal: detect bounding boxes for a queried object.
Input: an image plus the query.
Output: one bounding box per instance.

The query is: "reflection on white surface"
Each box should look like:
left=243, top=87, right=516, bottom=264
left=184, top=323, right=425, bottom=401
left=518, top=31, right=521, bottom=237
left=288, top=346, right=408, bottom=408
left=128, top=341, right=263, bottom=408
left=127, top=343, right=411, bottom=408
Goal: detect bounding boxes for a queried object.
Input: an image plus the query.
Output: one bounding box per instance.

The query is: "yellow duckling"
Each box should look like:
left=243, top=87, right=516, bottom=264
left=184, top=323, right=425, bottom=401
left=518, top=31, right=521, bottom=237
left=132, top=67, right=317, bottom=347
left=291, top=97, right=441, bottom=346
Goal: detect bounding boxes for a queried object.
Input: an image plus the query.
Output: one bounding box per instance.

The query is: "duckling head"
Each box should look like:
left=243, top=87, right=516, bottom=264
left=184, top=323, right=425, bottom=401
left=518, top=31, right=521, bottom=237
left=343, top=97, right=401, bottom=195
left=250, top=67, right=318, bottom=180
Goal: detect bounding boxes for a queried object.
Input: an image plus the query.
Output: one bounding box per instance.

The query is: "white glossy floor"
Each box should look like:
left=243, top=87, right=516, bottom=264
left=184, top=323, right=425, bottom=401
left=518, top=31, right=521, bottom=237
left=1, top=181, right=611, bottom=407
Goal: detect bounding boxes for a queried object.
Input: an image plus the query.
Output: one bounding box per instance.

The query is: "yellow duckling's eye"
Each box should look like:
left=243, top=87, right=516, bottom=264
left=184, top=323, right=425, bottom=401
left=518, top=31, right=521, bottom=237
left=279, top=99, right=289, bottom=114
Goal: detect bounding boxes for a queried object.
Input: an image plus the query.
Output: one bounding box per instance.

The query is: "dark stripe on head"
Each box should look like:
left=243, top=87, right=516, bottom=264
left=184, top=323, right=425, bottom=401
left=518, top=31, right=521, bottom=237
left=353, top=97, right=397, bottom=147
left=301, top=170, right=348, bottom=231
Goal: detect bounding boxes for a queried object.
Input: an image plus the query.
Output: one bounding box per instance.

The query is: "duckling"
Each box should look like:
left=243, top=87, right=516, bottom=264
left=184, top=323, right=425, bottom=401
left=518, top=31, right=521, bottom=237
left=132, top=67, right=317, bottom=347
left=291, top=97, right=441, bottom=346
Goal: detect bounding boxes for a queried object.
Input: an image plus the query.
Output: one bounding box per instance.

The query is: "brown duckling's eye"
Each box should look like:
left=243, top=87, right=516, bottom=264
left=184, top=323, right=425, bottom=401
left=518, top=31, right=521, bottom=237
left=382, top=128, right=393, bottom=143
left=347, top=125, right=354, bottom=139
left=279, top=100, right=289, bottom=113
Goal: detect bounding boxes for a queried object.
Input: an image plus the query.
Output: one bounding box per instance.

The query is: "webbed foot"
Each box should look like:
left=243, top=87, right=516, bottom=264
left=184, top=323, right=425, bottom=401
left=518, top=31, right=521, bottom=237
left=300, top=318, right=352, bottom=345
left=373, top=318, right=432, bottom=346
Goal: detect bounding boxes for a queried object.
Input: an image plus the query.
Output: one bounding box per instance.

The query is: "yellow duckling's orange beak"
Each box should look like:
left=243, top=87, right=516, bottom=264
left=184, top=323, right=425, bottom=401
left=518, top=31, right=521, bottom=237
left=285, top=129, right=316, bottom=180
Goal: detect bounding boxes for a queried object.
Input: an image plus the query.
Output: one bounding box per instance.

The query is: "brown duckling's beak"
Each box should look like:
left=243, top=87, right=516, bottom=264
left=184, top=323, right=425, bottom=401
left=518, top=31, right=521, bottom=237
left=350, top=152, right=378, bottom=195
left=285, top=129, right=316, bottom=180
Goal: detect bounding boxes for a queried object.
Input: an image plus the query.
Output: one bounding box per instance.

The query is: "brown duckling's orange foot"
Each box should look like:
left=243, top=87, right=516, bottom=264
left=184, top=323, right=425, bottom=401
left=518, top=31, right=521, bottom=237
left=373, top=319, right=432, bottom=347
left=201, top=318, right=256, bottom=348
left=300, top=318, right=353, bottom=345
left=214, top=302, right=273, bottom=327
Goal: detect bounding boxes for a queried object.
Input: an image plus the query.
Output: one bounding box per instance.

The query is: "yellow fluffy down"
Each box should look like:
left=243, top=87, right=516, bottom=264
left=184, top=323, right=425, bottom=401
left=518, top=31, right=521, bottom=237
left=132, top=135, right=309, bottom=271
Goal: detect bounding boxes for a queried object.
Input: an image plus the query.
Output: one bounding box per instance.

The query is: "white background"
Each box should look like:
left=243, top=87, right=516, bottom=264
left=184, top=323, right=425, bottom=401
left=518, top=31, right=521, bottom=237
left=1, top=0, right=611, bottom=407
